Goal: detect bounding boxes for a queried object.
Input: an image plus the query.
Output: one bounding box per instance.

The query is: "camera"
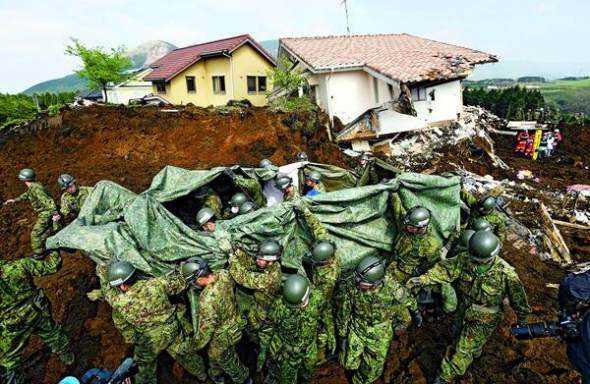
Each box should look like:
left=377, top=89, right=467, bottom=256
left=511, top=317, right=580, bottom=341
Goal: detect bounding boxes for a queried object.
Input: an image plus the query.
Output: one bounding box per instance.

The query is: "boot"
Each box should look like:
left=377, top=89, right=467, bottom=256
left=59, top=350, right=75, bottom=366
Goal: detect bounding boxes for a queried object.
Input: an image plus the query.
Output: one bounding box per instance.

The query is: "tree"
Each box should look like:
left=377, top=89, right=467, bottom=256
left=266, top=57, right=315, bottom=112
left=65, top=38, right=132, bottom=103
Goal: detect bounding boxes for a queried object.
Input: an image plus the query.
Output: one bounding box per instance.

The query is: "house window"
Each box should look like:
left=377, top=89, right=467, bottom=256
left=186, top=76, right=196, bottom=93
left=411, top=86, right=427, bottom=101
left=258, top=76, right=267, bottom=93
left=156, top=82, right=166, bottom=94
left=388, top=84, right=395, bottom=100
left=247, top=76, right=256, bottom=94
left=212, top=76, right=226, bottom=94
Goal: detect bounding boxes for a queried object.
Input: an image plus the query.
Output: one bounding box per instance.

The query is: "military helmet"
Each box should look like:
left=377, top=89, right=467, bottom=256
left=260, top=159, right=274, bottom=168
left=57, top=174, right=76, bottom=190
left=354, top=256, right=385, bottom=287
left=275, top=176, right=293, bottom=191
left=360, top=153, right=371, bottom=161
left=478, top=196, right=496, bottom=213
left=468, top=231, right=501, bottom=262
left=282, top=274, right=311, bottom=308
left=107, top=261, right=137, bottom=287
left=296, top=151, right=309, bottom=162
left=471, top=219, right=493, bottom=232
left=239, top=201, right=258, bottom=215
left=305, top=171, right=322, bottom=183
left=257, top=239, right=282, bottom=261
left=18, top=168, right=36, bottom=182
left=404, top=206, right=431, bottom=228
left=196, top=208, right=216, bottom=227
left=554, top=129, right=560, bottom=133
left=230, top=192, right=248, bottom=207
left=181, top=257, right=211, bottom=281
left=310, top=240, right=336, bottom=265
left=459, top=230, right=476, bottom=248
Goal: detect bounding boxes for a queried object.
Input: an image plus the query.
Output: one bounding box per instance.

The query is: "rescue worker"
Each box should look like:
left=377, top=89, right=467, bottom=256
left=238, top=201, right=258, bottom=216
left=264, top=275, right=334, bottom=384
left=229, top=193, right=248, bottom=215
left=354, top=153, right=379, bottom=185
left=196, top=208, right=217, bottom=233
left=445, top=230, right=476, bottom=259
left=406, top=231, right=532, bottom=384
left=224, top=168, right=267, bottom=208
left=275, top=176, right=300, bottom=203
left=4, top=169, right=60, bottom=255
left=552, top=128, right=562, bottom=154
left=296, top=151, right=309, bottom=162
left=259, top=159, right=274, bottom=168
left=471, top=219, right=493, bottom=232
left=460, top=190, right=507, bottom=243
left=56, top=174, right=93, bottom=219
left=195, top=185, right=227, bottom=221
left=524, top=133, right=535, bottom=157
left=181, top=258, right=251, bottom=384
left=387, top=191, right=441, bottom=284
left=304, top=171, right=326, bottom=196
left=337, top=256, right=421, bottom=384
left=228, top=240, right=282, bottom=346
left=515, top=131, right=529, bottom=154
left=0, top=251, right=74, bottom=383
left=88, top=261, right=206, bottom=384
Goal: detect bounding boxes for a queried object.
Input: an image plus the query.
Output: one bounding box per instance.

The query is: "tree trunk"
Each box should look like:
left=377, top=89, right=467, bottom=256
left=102, top=84, right=108, bottom=104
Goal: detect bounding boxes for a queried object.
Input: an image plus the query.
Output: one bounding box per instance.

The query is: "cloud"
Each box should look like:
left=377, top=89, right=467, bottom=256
left=537, top=1, right=555, bottom=13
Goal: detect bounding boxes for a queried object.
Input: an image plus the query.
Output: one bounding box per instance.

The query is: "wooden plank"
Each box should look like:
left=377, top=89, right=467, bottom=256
left=553, top=219, right=590, bottom=230
left=539, top=203, right=572, bottom=265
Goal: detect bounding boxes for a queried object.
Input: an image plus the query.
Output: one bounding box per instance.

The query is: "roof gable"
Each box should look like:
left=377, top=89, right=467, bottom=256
left=280, top=33, right=497, bottom=84
left=144, top=34, right=275, bottom=82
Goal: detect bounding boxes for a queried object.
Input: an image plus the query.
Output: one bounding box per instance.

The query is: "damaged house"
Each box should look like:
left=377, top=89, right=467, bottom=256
left=278, top=34, right=497, bottom=152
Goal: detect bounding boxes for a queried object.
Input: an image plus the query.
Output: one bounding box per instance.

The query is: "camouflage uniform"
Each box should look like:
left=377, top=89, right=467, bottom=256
left=337, top=275, right=418, bottom=384
left=202, top=189, right=228, bottom=220
left=193, top=270, right=249, bottom=383
left=265, top=288, right=331, bottom=383
left=354, top=163, right=379, bottom=185
left=0, top=252, right=73, bottom=383
left=283, top=186, right=301, bottom=203
left=461, top=189, right=507, bottom=243
left=387, top=193, right=441, bottom=284
left=14, top=182, right=58, bottom=254
left=59, top=186, right=93, bottom=217
left=96, top=268, right=205, bottom=384
left=407, top=253, right=531, bottom=381
left=228, top=249, right=282, bottom=344
left=235, top=176, right=267, bottom=208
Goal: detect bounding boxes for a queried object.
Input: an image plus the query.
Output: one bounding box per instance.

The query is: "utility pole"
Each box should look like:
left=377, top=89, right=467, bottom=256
left=341, top=0, right=351, bottom=35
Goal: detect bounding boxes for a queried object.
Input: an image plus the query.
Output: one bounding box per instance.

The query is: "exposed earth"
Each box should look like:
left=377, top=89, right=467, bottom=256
left=0, top=105, right=587, bottom=383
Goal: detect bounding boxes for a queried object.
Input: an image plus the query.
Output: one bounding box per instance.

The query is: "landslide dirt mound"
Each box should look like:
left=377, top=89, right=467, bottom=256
left=0, top=105, right=344, bottom=383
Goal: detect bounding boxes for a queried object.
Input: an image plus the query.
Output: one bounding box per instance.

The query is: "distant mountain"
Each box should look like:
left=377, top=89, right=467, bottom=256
left=471, top=59, right=590, bottom=81
left=260, top=40, right=279, bottom=58
left=22, top=40, right=177, bottom=95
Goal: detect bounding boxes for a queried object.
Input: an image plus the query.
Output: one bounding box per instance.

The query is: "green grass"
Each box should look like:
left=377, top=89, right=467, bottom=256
left=538, top=79, right=590, bottom=114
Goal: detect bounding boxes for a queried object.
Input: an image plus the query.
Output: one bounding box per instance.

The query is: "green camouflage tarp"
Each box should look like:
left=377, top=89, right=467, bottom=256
left=47, top=166, right=461, bottom=275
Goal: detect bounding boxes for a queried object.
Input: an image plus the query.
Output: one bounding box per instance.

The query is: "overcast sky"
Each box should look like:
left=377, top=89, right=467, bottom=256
left=1, top=0, right=588, bottom=93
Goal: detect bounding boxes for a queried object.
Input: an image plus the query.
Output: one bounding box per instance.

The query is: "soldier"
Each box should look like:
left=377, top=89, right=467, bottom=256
left=195, top=186, right=227, bottom=221
left=229, top=192, right=248, bottom=217
left=264, top=275, right=334, bottom=383
left=56, top=174, right=93, bottom=219
left=296, top=151, right=309, bottom=162
left=275, top=176, right=300, bottom=203
left=181, top=258, right=251, bottom=384
left=460, top=190, right=507, bottom=243
left=471, top=219, right=493, bottom=233
left=446, top=230, right=476, bottom=258
left=196, top=208, right=217, bottom=233
left=259, top=159, right=274, bottom=168
left=238, top=201, right=258, bottom=216
left=0, top=251, right=74, bottom=383
left=337, top=256, right=421, bottom=384
left=3, top=169, right=60, bottom=255
left=354, top=153, right=379, bottom=185
left=387, top=192, right=441, bottom=284
left=88, top=261, right=206, bottom=384
left=304, top=171, right=326, bottom=196
left=224, top=168, right=267, bottom=208
left=228, top=240, right=282, bottom=349
left=406, top=231, right=532, bottom=384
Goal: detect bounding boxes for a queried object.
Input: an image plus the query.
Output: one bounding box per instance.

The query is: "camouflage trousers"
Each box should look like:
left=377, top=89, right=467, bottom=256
left=207, top=326, right=249, bottom=383
left=439, top=308, right=499, bottom=381
left=0, top=300, right=73, bottom=383
left=270, top=340, right=318, bottom=384
left=134, top=321, right=206, bottom=384
left=340, top=320, right=394, bottom=384
left=31, top=212, right=54, bottom=254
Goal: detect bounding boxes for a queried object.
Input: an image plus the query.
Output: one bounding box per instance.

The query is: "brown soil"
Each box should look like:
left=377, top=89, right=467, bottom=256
left=0, top=107, right=585, bottom=383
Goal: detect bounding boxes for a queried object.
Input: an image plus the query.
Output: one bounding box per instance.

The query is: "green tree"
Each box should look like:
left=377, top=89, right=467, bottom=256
left=65, top=38, right=132, bottom=103
left=267, top=57, right=315, bottom=112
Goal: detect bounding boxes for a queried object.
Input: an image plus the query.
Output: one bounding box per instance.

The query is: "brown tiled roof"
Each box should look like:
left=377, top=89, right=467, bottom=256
left=280, top=33, right=497, bottom=83
left=144, top=34, right=274, bottom=82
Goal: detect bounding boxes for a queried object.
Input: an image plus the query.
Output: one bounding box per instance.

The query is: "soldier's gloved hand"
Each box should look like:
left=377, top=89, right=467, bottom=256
left=338, top=336, right=348, bottom=352
left=327, top=330, right=337, bottom=354
left=411, top=310, right=423, bottom=328
left=390, top=179, right=401, bottom=192
left=87, top=290, right=102, bottom=302
left=256, top=347, right=268, bottom=373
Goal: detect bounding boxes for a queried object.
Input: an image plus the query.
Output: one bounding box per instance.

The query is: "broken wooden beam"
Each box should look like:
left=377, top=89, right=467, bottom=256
left=553, top=219, right=590, bottom=231
left=538, top=203, right=573, bottom=265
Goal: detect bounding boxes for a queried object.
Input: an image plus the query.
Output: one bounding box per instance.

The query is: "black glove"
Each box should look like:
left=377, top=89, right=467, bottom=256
left=338, top=336, right=348, bottom=352
left=411, top=310, right=423, bottom=328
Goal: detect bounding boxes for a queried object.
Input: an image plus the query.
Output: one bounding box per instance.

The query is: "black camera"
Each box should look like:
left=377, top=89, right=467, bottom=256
left=511, top=318, right=580, bottom=341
